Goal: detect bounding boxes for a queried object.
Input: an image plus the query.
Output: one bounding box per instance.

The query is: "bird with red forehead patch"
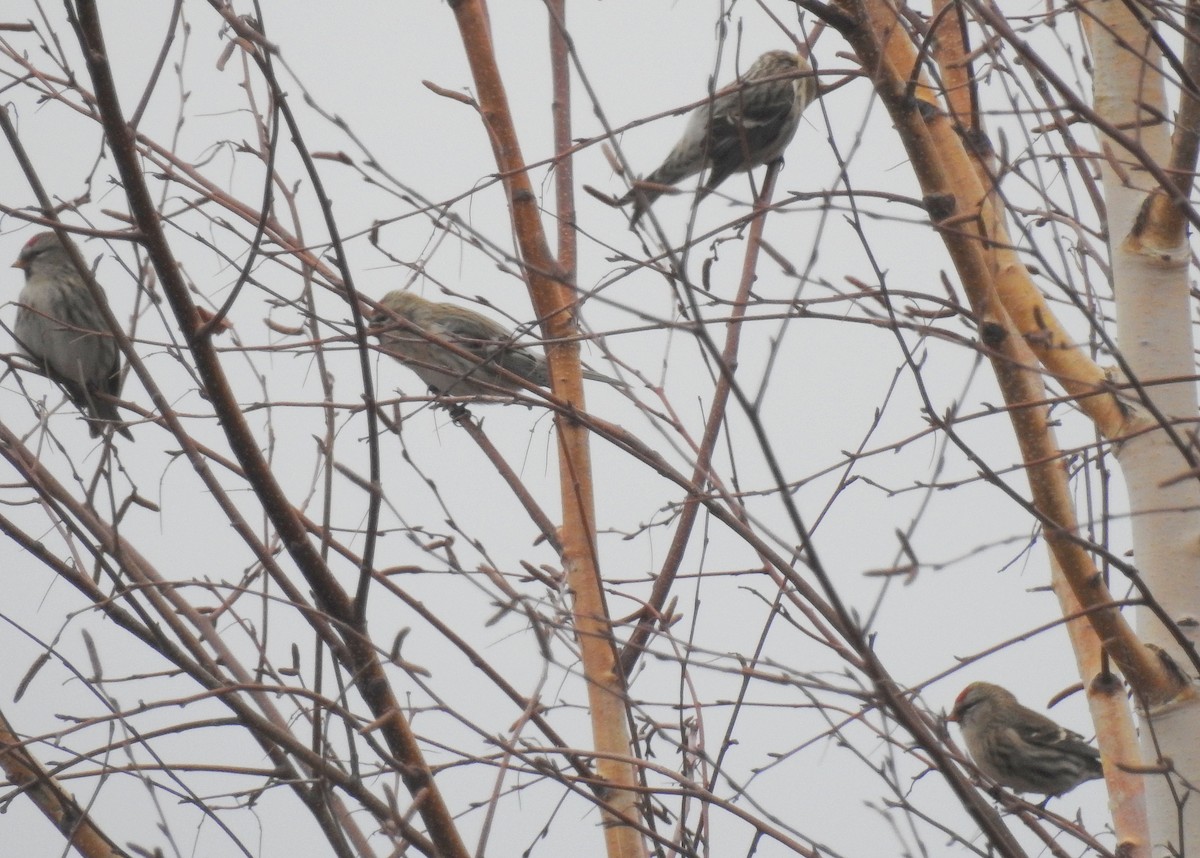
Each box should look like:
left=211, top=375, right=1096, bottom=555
left=949, top=681, right=1103, bottom=796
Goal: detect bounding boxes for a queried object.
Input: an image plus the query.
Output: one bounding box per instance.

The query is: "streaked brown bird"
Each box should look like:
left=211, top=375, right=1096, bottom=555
left=12, top=231, right=132, bottom=439
left=372, top=290, right=615, bottom=399
left=949, top=681, right=1104, bottom=796
left=619, top=50, right=817, bottom=224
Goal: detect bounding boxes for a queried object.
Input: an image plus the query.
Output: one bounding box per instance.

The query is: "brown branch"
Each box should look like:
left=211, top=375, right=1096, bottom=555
left=453, top=411, right=564, bottom=552
left=926, top=14, right=1151, bottom=848
left=0, top=424, right=433, bottom=855
left=929, top=1, right=979, bottom=139
left=547, top=0, right=576, bottom=277
left=0, top=706, right=131, bottom=858
left=855, top=0, right=1173, bottom=684
left=1141, top=0, right=1200, bottom=245
left=69, top=3, right=465, bottom=855
left=620, top=164, right=783, bottom=676
left=836, top=0, right=1160, bottom=852
left=446, top=2, right=645, bottom=856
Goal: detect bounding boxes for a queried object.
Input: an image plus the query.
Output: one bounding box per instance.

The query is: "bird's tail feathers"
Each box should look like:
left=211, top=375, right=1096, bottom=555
left=621, top=155, right=697, bottom=225
left=78, top=384, right=133, bottom=439
left=582, top=367, right=624, bottom=387
left=619, top=183, right=667, bottom=226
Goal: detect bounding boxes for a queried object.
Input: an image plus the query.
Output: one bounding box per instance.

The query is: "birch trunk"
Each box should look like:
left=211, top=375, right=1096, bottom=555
left=1084, top=5, right=1200, bottom=854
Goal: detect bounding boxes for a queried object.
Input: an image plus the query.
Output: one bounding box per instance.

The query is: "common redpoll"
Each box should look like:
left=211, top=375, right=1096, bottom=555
left=12, top=231, right=132, bottom=439
left=619, top=50, right=817, bottom=224
left=372, top=290, right=614, bottom=398
left=949, top=681, right=1104, bottom=796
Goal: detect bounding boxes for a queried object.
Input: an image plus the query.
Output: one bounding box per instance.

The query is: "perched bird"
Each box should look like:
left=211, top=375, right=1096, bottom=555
left=619, top=50, right=816, bottom=224
left=949, top=681, right=1104, bottom=796
left=12, top=231, right=132, bottom=439
left=372, top=290, right=614, bottom=399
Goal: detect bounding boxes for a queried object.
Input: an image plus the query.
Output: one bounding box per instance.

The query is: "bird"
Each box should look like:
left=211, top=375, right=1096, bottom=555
left=948, top=681, right=1104, bottom=796
left=371, top=290, right=615, bottom=399
left=618, top=49, right=817, bottom=225
left=12, top=231, right=132, bottom=439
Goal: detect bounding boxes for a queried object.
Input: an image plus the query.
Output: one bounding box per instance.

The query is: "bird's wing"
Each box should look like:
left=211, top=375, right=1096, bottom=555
left=1015, top=719, right=1100, bottom=759
left=434, top=313, right=548, bottom=384
left=435, top=312, right=514, bottom=356
left=703, top=80, right=801, bottom=191
left=494, top=346, right=548, bottom=387
left=98, top=337, right=124, bottom=399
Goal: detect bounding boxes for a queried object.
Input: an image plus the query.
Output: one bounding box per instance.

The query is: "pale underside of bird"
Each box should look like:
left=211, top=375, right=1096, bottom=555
left=949, top=681, right=1104, bottom=796
left=371, top=290, right=613, bottom=400
left=11, top=231, right=132, bottom=439
left=619, top=49, right=817, bottom=225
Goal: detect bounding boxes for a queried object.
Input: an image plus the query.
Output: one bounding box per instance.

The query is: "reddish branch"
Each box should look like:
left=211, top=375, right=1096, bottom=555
left=446, top=2, right=647, bottom=856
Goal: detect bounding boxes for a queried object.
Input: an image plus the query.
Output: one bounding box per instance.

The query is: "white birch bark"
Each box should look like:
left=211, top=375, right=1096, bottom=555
left=1085, top=7, right=1200, bottom=855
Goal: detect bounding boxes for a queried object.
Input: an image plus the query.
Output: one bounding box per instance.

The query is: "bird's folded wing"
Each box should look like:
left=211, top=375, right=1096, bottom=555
left=703, top=85, right=799, bottom=190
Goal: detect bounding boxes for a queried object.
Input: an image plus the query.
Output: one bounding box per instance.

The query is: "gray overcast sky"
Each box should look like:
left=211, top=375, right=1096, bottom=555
left=0, top=2, right=1118, bottom=855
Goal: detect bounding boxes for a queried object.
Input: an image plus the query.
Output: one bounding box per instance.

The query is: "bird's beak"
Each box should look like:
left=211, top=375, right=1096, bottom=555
left=11, top=257, right=27, bottom=270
